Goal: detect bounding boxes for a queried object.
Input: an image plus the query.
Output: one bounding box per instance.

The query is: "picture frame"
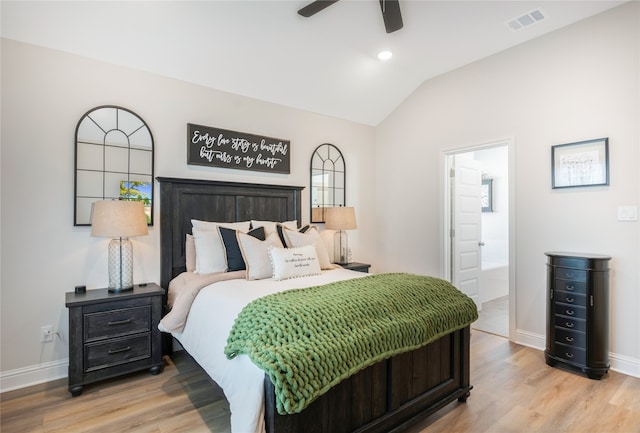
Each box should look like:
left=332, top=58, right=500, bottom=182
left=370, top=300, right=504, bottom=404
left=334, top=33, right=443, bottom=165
left=481, top=178, right=493, bottom=212
left=551, top=138, right=609, bottom=189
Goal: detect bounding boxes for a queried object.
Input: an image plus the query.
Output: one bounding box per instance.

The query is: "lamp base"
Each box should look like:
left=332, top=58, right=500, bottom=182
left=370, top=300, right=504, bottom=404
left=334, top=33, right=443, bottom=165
left=108, top=286, right=134, bottom=294
left=334, top=230, right=349, bottom=265
left=108, top=237, right=134, bottom=291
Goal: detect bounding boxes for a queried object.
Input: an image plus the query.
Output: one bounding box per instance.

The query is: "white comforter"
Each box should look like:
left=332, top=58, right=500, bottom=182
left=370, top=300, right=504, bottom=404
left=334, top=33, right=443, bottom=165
left=170, top=268, right=367, bottom=433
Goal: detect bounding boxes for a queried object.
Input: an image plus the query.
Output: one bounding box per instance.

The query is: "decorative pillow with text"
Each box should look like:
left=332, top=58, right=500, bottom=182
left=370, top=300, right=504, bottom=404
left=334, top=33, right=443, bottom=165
left=268, top=245, right=321, bottom=281
left=282, top=226, right=333, bottom=270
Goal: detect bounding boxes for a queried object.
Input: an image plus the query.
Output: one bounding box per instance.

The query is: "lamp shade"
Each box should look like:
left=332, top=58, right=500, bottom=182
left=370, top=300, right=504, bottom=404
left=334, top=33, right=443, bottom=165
left=90, top=200, right=149, bottom=238
left=325, top=206, right=357, bottom=230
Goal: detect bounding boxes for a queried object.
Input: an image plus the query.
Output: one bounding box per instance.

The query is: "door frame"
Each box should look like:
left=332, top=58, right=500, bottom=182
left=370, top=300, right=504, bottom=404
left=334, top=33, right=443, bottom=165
left=441, top=138, right=516, bottom=341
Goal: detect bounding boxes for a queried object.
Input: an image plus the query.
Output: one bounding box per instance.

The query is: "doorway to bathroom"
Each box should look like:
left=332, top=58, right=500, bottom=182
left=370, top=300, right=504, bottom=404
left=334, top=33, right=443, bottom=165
left=443, top=140, right=513, bottom=339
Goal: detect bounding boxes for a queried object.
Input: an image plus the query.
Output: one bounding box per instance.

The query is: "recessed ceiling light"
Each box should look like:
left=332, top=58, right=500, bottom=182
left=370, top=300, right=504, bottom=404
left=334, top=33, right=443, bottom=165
left=378, top=51, right=393, bottom=61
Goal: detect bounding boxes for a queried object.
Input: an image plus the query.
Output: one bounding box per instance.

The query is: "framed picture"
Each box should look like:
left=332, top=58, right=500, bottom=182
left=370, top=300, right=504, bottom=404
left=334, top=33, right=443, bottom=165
left=551, top=138, right=609, bottom=189
left=481, top=178, right=493, bottom=212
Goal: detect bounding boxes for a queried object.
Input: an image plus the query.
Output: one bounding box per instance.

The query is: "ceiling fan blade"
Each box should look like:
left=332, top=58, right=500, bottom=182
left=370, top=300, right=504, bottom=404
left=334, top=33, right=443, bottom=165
left=379, top=0, right=403, bottom=33
left=298, top=0, right=340, bottom=18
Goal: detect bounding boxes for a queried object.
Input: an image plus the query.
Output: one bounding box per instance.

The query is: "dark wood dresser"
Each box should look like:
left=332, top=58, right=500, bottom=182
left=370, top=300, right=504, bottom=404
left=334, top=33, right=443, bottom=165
left=65, top=284, right=165, bottom=396
left=544, top=252, right=611, bottom=379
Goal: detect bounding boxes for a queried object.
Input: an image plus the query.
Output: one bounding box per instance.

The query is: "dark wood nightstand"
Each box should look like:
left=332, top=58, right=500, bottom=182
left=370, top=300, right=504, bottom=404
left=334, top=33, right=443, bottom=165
left=340, top=262, right=371, bottom=273
left=65, top=283, right=165, bottom=396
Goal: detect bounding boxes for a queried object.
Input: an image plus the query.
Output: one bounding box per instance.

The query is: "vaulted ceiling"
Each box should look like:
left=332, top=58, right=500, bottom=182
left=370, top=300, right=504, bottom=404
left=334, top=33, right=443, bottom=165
left=1, top=1, right=626, bottom=125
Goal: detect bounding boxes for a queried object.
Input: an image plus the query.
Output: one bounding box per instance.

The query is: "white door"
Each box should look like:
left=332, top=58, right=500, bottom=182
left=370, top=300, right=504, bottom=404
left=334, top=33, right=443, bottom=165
left=452, top=156, right=482, bottom=308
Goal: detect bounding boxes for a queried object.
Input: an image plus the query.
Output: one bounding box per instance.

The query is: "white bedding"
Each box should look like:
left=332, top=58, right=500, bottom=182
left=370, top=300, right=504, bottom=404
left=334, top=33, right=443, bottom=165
left=170, top=268, right=367, bottom=433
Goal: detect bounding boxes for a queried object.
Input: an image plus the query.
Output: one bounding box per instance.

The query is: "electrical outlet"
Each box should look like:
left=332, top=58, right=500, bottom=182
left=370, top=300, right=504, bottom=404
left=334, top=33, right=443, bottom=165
left=41, top=325, right=54, bottom=343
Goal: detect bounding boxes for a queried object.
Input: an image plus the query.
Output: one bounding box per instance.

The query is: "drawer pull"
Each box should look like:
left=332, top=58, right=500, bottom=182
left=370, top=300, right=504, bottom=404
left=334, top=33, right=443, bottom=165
left=566, top=297, right=575, bottom=303
left=565, top=336, right=574, bottom=342
left=566, top=273, right=575, bottom=278
left=565, top=352, right=574, bottom=358
left=566, top=285, right=575, bottom=291
left=565, top=322, right=574, bottom=328
left=565, top=309, right=575, bottom=316
left=108, top=346, right=132, bottom=355
left=108, top=319, right=132, bottom=326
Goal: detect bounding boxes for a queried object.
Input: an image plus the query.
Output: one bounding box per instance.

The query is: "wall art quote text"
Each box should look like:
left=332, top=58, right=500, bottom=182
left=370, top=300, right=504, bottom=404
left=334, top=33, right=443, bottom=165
left=187, top=123, right=290, bottom=174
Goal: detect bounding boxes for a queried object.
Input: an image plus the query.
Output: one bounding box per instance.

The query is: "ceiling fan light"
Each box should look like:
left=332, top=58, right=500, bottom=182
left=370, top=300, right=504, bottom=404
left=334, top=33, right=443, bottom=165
left=378, top=50, right=393, bottom=61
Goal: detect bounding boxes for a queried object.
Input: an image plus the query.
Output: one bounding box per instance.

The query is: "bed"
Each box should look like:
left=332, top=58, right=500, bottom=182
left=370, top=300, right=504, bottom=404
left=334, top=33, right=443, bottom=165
left=157, top=177, right=475, bottom=433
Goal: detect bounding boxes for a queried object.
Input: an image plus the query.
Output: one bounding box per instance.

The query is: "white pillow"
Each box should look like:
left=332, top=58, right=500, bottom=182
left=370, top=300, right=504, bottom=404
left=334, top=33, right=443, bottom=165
left=185, top=234, right=196, bottom=273
left=190, top=220, right=251, bottom=274
left=251, top=220, right=297, bottom=235
left=237, top=231, right=284, bottom=280
left=282, top=226, right=333, bottom=270
left=192, top=228, right=227, bottom=274
left=191, top=219, right=250, bottom=232
left=269, top=245, right=321, bottom=281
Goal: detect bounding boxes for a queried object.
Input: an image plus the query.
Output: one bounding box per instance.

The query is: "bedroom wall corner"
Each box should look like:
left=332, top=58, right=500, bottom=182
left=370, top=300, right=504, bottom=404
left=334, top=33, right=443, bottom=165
left=374, top=2, right=640, bottom=376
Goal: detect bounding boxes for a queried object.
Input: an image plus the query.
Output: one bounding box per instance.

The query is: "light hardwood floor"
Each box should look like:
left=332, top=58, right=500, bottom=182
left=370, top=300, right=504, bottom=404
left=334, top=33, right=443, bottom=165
left=2, top=331, right=639, bottom=433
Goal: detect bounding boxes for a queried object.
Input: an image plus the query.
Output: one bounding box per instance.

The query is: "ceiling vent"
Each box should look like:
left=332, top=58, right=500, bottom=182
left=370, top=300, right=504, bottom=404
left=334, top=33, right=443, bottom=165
left=506, top=9, right=547, bottom=31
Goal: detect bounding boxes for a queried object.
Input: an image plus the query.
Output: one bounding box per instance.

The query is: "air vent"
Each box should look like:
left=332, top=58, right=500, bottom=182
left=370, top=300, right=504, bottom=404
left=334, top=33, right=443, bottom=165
left=506, top=9, right=547, bottom=31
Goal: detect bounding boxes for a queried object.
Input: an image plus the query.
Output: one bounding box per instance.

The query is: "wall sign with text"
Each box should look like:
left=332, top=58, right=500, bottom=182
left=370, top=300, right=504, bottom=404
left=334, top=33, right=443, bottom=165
left=187, top=123, right=290, bottom=174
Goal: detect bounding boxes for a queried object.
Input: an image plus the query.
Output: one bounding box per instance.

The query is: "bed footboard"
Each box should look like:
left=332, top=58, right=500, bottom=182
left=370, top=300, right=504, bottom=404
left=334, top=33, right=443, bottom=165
left=264, top=326, right=471, bottom=433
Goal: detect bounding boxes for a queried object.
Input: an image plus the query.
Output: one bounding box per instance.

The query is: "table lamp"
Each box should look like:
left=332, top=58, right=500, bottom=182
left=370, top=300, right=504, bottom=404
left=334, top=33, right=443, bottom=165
left=91, top=200, right=148, bottom=292
left=325, top=206, right=357, bottom=265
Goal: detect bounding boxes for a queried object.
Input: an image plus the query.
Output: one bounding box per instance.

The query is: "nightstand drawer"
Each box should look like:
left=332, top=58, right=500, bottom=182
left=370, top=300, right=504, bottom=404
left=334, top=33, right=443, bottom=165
left=84, top=306, right=151, bottom=342
left=85, top=334, right=151, bottom=372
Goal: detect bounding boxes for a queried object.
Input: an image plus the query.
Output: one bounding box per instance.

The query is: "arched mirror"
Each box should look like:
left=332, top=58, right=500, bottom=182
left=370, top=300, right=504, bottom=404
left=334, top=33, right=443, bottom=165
left=74, top=105, right=154, bottom=226
left=310, top=143, right=345, bottom=223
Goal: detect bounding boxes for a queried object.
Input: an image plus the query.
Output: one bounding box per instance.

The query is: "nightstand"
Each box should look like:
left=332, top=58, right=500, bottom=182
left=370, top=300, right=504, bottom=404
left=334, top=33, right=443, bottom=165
left=65, top=283, right=165, bottom=396
left=340, top=262, right=371, bottom=273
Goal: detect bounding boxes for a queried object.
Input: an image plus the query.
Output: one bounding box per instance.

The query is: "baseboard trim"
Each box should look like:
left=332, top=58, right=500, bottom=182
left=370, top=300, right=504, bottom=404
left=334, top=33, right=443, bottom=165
left=514, top=329, right=640, bottom=379
left=0, top=359, right=68, bottom=394
left=610, top=352, right=640, bottom=378
left=2, top=335, right=638, bottom=394
left=515, top=328, right=545, bottom=350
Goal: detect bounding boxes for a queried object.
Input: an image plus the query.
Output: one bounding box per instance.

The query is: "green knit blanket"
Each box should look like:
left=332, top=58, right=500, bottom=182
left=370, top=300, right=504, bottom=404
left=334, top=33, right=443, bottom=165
left=224, top=273, right=478, bottom=415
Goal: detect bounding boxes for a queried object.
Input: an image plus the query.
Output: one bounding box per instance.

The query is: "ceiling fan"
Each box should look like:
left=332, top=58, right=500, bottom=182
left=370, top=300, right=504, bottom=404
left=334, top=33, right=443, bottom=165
left=298, top=0, right=403, bottom=34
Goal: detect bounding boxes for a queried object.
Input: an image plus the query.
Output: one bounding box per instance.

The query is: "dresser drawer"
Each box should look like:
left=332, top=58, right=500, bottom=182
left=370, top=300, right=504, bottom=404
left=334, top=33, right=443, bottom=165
left=84, top=306, right=151, bottom=342
left=554, top=342, right=586, bottom=365
left=554, top=327, right=586, bottom=348
left=554, top=303, right=586, bottom=320
left=555, top=290, right=587, bottom=306
left=554, top=315, right=587, bottom=332
left=556, top=268, right=587, bottom=282
left=554, top=279, right=586, bottom=294
left=85, top=334, right=151, bottom=372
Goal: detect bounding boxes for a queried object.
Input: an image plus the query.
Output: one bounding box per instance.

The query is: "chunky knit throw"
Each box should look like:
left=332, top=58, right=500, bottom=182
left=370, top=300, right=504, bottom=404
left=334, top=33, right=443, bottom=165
left=224, top=273, right=478, bottom=415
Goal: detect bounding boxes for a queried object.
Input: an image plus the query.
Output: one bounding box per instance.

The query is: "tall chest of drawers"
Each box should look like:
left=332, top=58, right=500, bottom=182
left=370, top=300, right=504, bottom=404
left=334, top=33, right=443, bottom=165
left=65, top=284, right=165, bottom=396
left=544, top=252, right=611, bottom=379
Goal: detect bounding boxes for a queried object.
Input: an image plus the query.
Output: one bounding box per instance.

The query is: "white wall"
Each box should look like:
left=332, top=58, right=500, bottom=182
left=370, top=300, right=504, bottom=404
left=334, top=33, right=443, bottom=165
left=0, top=39, right=376, bottom=389
left=375, top=2, right=639, bottom=375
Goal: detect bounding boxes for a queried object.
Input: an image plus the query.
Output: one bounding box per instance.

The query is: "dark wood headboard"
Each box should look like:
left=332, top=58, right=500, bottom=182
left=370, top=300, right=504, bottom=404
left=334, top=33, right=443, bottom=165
left=156, top=177, right=304, bottom=291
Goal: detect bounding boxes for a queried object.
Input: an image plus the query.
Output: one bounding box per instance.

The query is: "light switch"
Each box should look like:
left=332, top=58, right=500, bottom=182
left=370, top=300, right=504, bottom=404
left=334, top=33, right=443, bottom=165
left=617, top=206, right=638, bottom=221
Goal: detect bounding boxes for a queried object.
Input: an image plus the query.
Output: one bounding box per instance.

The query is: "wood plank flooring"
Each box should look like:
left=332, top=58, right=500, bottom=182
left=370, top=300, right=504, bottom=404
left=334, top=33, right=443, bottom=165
left=2, top=331, right=639, bottom=433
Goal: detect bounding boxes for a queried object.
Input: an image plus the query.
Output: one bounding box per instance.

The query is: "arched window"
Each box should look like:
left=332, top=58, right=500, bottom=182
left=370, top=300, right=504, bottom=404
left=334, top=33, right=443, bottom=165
left=74, top=106, right=154, bottom=225
left=310, top=143, right=345, bottom=223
